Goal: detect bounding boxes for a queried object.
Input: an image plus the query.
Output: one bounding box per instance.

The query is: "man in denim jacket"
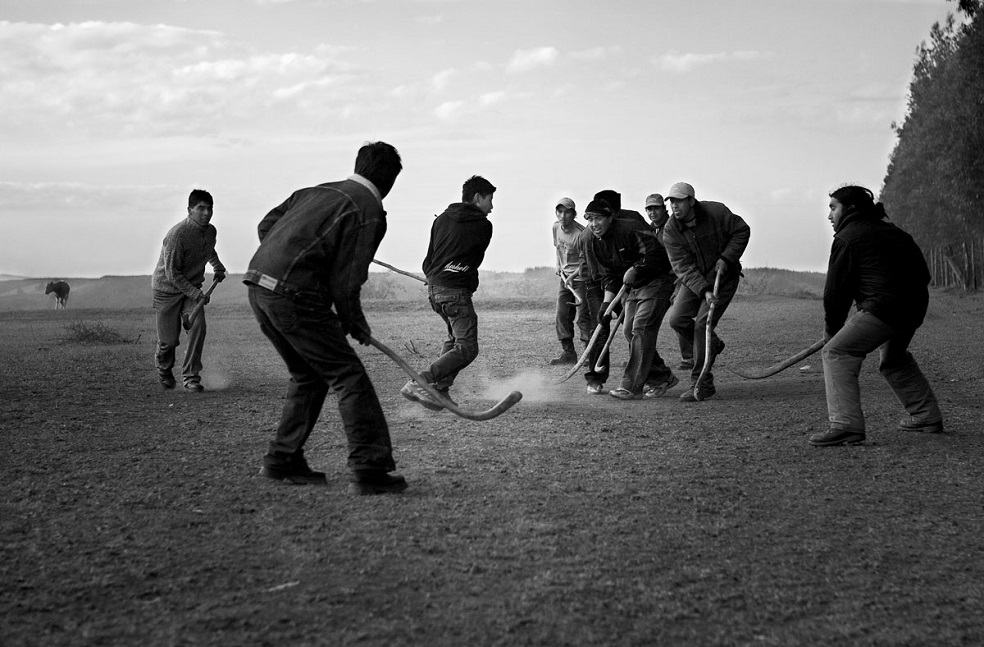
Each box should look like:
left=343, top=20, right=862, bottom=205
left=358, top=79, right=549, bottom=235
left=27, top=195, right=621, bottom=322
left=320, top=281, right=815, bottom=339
left=400, top=176, right=495, bottom=410
left=244, top=141, right=407, bottom=495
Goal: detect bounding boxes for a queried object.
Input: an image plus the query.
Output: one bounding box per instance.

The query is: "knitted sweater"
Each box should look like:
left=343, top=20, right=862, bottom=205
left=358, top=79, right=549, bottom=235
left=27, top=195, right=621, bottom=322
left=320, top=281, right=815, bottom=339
left=151, top=217, right=225, bottom=297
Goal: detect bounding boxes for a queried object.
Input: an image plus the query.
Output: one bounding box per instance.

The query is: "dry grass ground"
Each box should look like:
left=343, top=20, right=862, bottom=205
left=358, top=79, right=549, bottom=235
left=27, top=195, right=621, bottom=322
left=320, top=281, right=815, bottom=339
left=1, top=287, right=982, bottom=646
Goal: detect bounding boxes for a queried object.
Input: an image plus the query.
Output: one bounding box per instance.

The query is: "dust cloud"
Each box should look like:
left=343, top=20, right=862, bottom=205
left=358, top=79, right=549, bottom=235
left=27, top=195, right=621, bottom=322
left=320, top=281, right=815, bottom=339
left=478, top=370, right=568, bottom=403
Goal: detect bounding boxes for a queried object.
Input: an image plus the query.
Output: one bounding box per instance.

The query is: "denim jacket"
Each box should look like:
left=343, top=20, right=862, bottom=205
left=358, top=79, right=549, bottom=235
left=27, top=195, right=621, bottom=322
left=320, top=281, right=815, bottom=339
left=244, top=175, right=384, bottom=330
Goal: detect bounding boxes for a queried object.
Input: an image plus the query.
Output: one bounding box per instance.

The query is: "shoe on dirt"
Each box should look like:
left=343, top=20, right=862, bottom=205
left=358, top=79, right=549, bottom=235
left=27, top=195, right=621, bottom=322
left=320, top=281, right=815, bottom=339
left=259, top=464, right=328, bottom=486
left=586, top=382, right=605, bottom=395
left=349, top=471, right=408, bottom=495
left=609, top=387, right=644, bottom=400
left=159, top=371, right=176, bottom=389
left=679, top=381, right=715, bottom=402
left=184, top=381, right=204, bottom=393
left=644, top=374, right=679, bottom=398
left=897, top=417, right=944, bottom=433
left=400, top=380, right=444, bottom=411
left=549, top=350, right=578, bottom=365
left=808, top=429, right=866, bottom=446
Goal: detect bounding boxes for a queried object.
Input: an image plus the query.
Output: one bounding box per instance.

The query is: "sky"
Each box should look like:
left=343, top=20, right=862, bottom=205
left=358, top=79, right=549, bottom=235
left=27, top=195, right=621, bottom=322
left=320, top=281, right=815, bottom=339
left=0, top=0, right=959, bottom=279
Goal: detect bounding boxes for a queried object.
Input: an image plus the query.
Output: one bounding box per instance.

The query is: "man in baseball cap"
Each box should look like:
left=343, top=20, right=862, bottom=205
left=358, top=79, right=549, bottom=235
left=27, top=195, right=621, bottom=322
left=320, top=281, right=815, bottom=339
left=550, top=197, right=594, bottom=365
left=663, top=181, right=750, bottom=402
left=645, top=192, right=692, bottom=372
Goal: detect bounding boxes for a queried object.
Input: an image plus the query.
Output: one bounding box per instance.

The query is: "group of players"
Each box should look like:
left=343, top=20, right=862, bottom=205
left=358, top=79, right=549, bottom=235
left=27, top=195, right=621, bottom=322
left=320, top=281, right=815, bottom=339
left=151, top=140, right=944, bottom=495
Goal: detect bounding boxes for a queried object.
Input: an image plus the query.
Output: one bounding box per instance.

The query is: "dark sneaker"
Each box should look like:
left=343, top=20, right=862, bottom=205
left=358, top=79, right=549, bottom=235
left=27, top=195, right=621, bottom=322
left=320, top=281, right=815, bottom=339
left=609, top=387, right=644, bottom=400
left=680, top=382, right=715, bottom=402
left=159, top=371, right=176, bottom=389
left=184, top=381, right=204, bottom=393
left=400, top=380, right=443, bottom=411
left=644, top=374, right=680, bottom=398
left=898, top=417, right=944, bottom=433
left=549, top=350, right=578, bottom=365
left=350, top=471, right=408, bottom=495
left=586, top=382, right=605, bottom=395
left=809, top=429, right=866, bottom=446
left=677, top=358, right=694, bottom=371
left=259, top=464, right=328, bottom=486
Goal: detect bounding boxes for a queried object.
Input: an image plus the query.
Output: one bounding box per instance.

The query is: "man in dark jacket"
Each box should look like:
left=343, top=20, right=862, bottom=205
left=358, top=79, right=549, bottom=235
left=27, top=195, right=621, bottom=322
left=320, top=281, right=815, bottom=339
left=244, top=141, right=407, bottom=494
left=663, top=182, right=750, bottom=402
left=809, top=185, right=943, bottom=446
left=401, top=175, right=496, bottom=410
left=581, top=199, right=678, bottom=399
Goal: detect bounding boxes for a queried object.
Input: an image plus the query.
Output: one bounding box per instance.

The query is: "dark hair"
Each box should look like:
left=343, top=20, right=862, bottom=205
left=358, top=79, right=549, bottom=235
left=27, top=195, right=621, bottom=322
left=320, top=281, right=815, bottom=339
left=462, top=175, right=496, bottom=202
left=584, top=199, right=613, bottom=217
left=188, top=189, right=213, bottom=208
left=829, top=185, right=887, bottom=220
left=354, top=141, right=403, bottom=198
left=593, top=189, right=621, bottom=211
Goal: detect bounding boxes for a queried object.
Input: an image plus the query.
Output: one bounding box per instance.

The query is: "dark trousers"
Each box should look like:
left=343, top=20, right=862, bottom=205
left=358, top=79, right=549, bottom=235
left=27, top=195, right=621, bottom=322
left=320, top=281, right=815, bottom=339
left=620, top=280, right=674, bottom=392
left=555, top=277, right=594, bottom=345
left=668, top=274, right=739, bottom=385
left=247, top=286, right=395, bottom=473
left=422, top=285, right=479, bottom=390
left=582, top=279, right=610, bottom=385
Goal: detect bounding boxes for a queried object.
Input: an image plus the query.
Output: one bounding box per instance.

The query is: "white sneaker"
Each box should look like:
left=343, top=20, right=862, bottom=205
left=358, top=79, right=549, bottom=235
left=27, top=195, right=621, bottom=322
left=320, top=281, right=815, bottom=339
left=586, top=382, right=605, bottom=395
left=400, top=380, right=444, bottom=411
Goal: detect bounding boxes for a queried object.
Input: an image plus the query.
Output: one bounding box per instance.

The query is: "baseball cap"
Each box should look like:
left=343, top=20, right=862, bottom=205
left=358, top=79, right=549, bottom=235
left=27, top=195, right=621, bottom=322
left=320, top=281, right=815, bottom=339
left=645, top=193, right=665, bottom=208
left=556, top=197, right=575, bottom=211
left=666, top=182, right=695, bottom=200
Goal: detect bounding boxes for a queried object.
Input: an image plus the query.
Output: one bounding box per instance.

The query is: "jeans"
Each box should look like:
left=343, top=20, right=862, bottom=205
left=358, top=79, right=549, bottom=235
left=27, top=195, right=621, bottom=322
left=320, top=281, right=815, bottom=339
left=668, top=273, right=739, bottom=385
left=247, top=286, right=395, bottom=473
left=555, top=277, right=594, bottom=345
left=423, top=285, right=479, bottom=391
left=581, top=280, right=610, bottom=386
left=823, top=310, right=942, bottom=432
left=671, top=283, right=694, bottom=363
left=153, top=290, right=206, bottom=384
left=620, top=280, right=675, bottom=392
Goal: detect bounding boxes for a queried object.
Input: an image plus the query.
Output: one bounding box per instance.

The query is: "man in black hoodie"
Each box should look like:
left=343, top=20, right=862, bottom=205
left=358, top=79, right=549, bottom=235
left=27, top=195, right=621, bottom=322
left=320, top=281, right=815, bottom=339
left=401, top=175, right=496, bottom=410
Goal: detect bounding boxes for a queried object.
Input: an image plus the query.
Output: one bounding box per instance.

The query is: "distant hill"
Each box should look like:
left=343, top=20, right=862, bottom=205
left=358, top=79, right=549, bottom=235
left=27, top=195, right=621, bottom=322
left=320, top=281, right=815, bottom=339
left=0, top=268, right=827, bottom=312
left=0, top=273, right=28, bottom=282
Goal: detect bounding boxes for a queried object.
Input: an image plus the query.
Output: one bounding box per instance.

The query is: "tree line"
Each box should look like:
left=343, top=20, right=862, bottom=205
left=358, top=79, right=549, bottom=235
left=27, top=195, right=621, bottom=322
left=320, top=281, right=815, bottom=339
left=880, top=0, right=983, bottom=264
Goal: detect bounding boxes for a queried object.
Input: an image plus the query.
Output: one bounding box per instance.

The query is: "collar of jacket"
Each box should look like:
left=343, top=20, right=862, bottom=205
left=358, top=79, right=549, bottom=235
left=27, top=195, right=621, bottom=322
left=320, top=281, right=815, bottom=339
left=348, top=174, right=382, bottom=206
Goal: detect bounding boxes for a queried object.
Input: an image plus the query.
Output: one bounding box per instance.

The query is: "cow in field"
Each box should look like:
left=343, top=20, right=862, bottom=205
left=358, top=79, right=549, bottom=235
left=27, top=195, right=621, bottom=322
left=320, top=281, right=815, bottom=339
left=45, top=281, right=70, bottom=309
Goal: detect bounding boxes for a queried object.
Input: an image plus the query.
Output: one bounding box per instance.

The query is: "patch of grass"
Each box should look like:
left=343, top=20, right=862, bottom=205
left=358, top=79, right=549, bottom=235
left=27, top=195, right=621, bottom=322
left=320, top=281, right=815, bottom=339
left=64, top=320, right=137, bottom=344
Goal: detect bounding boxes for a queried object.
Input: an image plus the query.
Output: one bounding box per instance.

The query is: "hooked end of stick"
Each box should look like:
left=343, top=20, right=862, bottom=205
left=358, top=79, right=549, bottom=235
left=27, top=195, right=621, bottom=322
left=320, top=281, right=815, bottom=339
left=503, top=390, right=523, bottom=405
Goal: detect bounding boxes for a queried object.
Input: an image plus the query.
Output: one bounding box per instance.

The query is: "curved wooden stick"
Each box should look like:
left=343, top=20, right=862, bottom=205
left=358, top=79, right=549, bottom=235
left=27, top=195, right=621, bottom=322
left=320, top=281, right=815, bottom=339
left=729, top=339, right=826, bottom=379
left=561, top=268, right=583, bottom=306
left=694, top=267, right=723, bottom=400
left=372, top=259, right=426, bottom=284
left=182, top=280, right=219, bottom=331
left=555, top=285, right=628, bottom=384
left=368, top=336, right=522, bottom=421
left=592, top=308, right=625, bottom=372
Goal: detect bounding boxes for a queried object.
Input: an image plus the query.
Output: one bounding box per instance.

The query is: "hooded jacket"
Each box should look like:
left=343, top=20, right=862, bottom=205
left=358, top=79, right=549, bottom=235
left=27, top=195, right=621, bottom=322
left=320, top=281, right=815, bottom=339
left=662, top=200, right=750, bottom=297
left=824, top=204, right=930, bottom=335
left=422, top=202, right=493, bottom=292
left=581, top=217, right=673, bottom=294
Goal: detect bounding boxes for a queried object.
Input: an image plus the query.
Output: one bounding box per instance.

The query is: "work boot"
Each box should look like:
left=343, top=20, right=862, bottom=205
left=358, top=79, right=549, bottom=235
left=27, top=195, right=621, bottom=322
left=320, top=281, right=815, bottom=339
left=259, top=461, right=328, bottom=486
left=897, top=417, right=944, bottom=433
left=808, top=429, right=866, bottom=446
left=350, top=470, right=408, bottom=495
left=549, top=340, right=578, bottom=365
left=159, top=370, right=176, bottom=389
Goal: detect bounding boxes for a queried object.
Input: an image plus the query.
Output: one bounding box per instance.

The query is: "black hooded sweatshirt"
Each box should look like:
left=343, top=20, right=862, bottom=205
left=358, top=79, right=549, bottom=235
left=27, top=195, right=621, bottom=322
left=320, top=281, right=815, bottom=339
left=422, top=202, right=493, bottom=292
left=824, top=204, right=930, bottom=336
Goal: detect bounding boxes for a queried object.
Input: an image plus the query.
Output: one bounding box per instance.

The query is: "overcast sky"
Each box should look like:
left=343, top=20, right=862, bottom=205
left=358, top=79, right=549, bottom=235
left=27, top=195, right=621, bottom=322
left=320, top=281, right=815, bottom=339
left=0, top=0, right=957, bottom=279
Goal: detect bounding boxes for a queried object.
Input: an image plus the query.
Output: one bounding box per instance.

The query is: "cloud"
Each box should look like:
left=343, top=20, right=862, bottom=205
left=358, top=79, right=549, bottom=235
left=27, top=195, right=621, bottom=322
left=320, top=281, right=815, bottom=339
left=431, top=68, right=456, bottom=91
left=479, top=91, right=506, bottom=106
left=0, top=21, right=364, bottom=139
left=0, top=180, right=178, bottom=213
left=507, top=46, right=559, bottom=72
left=655, top=50, right=771, bottom=74
left=434, top=100, right=464, bottom=120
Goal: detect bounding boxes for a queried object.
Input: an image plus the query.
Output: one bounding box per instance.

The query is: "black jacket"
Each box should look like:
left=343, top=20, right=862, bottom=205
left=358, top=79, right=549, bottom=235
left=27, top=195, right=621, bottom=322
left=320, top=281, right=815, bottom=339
left=824, top=206, right=930, bottom=335
left=580, top=217, right=673, bottom=294
left=422, top=202, right=493, bottom=292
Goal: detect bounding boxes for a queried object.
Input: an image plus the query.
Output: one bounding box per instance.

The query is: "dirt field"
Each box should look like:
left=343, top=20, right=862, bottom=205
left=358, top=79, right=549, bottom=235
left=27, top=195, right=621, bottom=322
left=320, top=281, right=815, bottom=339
left=2, top=289, right=982, bottom=646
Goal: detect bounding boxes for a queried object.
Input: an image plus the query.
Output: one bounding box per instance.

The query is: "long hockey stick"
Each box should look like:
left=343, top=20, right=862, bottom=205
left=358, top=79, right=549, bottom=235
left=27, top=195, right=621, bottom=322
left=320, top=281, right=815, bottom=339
left=592, top=308, right=625, bottom=372
left=555, top=285, right=628, bottom=384
left=181, top=280, right=219, bottom=331
left=372, top=259, right=426, bottom=284
left=368, top=336, right=522, bottom=421
left=729, top=339, right=826, bottom=379
left=694, top=267, right=723, bottom=400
